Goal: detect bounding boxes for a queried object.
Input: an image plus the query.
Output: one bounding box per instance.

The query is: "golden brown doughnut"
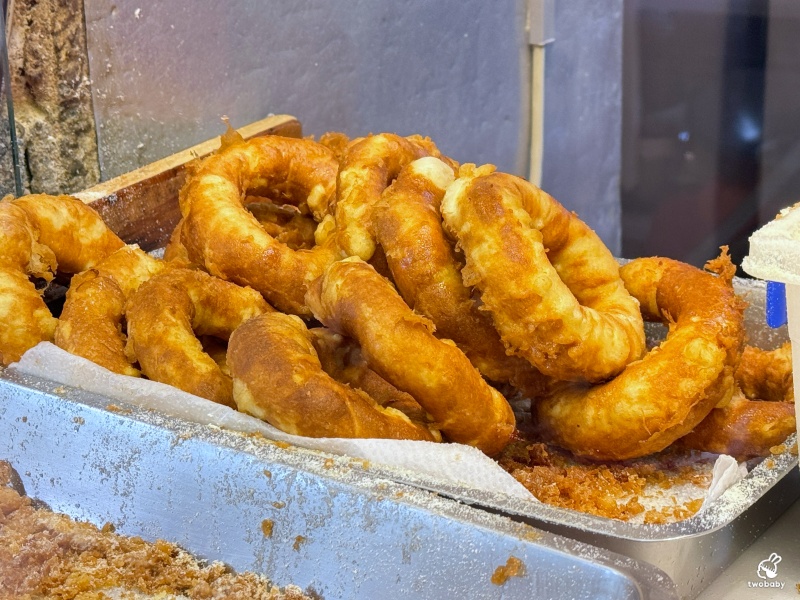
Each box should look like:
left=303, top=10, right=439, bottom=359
left=335, top=133, right=452, bottom=261
left=309, top=327, right=435, bottom=428
left=55, top=246, right=165, bottom=376
left=178, top=134, right=342, bottom=316
left=305, top=257, right=516, bottom=456
left=0, top=202, right=57, bottom=365
left=440, top=164, right=645, bottom=383
left=228, top=312, right=439, bottom=441
left=736, top=342, right=793, bottom=403
left=126, top=268, right=272, bottom=407
left=12, top=194, right=124, bottom=274
left=675, top=337, right=795, bottom=459
left=532, top=256, right=746, bottom=461
left=674, top=390, right=796, bottom=460
left=373, top=157, right=545, bottom=397
left=0, top=195, right=123, bottom=365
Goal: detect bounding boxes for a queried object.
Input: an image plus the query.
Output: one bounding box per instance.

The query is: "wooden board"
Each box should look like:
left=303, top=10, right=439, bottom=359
left=73, top=114, right=302, bottom=251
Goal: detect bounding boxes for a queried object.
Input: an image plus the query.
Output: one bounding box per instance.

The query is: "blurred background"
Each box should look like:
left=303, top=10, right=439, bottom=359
left=622, top=0, right=799, bottom=272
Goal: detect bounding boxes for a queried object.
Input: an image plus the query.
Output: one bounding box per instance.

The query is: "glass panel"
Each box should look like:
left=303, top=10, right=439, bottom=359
left=0, top=0, right=22, bottom=198
left=620, top=0, right=793, bottom=272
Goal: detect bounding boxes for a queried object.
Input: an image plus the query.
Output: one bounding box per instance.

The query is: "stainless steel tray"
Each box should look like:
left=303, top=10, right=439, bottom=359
left=270, top=276, right=795, bottom=600
left=0, top=369, right=677, bottom=600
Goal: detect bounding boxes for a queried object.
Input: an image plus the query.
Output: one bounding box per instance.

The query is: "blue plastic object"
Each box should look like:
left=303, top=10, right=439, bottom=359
left=765, top=281, right=788, bottom=328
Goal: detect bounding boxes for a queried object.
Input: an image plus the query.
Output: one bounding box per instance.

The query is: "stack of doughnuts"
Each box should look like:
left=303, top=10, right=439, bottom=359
left=0, top=127, right=793, bottom=462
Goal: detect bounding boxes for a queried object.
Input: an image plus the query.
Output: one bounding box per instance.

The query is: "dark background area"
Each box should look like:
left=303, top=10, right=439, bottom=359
left=621, top=0, right=800, bottom=272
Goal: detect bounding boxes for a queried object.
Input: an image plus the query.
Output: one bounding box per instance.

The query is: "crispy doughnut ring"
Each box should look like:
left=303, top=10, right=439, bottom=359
left=440, top=165, right=645, bottom=383
left=228, top=312, right=439, bottom=441
left=0, top=195, right=123, bottom=365
left=12, top=194, right=124, bottom=274
left=55, top=246, right=165, bottom=376
left=178, top=135, right=342, bottom=315
left=0, top=202, right=57, bottom=365
left=373, top=157, right=545, bottom=397
left=165, top=202, right=318, bottom=265
left=335, top=133, right=452, bottom=260
left=736, top=342, right=793, bottom=403
left=532, top=257, right=746, bottom=461
left=675, top=341, right=795, bottom=459
left=126, top=268, right=272, bottom=407
left=309, top=327, right=436, bottom=428
left=305, top=257, right=516, bottom=456
left=674, top=391, right=796, bottom=460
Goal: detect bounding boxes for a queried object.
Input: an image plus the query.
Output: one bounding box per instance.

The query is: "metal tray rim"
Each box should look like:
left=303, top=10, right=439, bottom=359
left=0, top=368, right=679, bottom=599
left=2, top=362, right=795, bottom=543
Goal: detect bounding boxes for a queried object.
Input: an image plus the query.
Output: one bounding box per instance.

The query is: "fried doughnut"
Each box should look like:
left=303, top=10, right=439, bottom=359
left=316, top=131, right=351, bottom=162
left=440, top=165, right=645, bottom=383
left=55, top=246, right=165, bottom=376
left=736, top=342, right=793, bottom=403
left=126, top=268, right=272, bottom=407
left=12, top=194, right=124, bottom=274
left=305, top=257, right=516, bottom=456
left=674, top=391, right=796, bottom=460
left=228, top=312, right=439, bottom=441
left=674, top=340, right=795, bottom=459
left=532, top=256, right=746, bottom=461
left=178, top=134, right=342, bottom=315
left=373, top=157, right=545, bottom=397
left=0, top=203, right=57, bottom=365
left=309, top=327, right=435, bottom=427
left=335, top=133, right=452, bottom=261
left=0, top=195, right=123, bottom=365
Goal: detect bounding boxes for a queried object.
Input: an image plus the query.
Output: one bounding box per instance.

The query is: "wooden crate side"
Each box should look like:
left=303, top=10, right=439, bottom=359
left=75, top=115, right=302, bottom=251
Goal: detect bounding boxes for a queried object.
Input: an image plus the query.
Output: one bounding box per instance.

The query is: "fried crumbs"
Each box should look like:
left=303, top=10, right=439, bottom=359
left=497, top=441, right=713, bottom=523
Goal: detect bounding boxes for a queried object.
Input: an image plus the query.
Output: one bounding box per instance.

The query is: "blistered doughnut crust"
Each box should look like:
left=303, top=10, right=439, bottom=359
left=440, top=165, right=645, bottom=383
left=55, top=246, right=165, bottom=376
left=335, top=133, right=451, bottom=261
left=228, top=313, right=439, bottom=441
left=305, top=257, right=515, bottom=456
left=373, top=157, right=545, bottom=397
left=126, top=268, right=272, bottom=406
left=533, top=257, right=746, bottom=461
left=0, top=195, right=123, bottom=365
left=179, top=135, right=342, bottom=316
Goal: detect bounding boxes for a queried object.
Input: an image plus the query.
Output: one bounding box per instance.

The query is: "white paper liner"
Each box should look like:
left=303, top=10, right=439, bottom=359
left=702, top=454, right=749, bottom=507
left=10, top=342, right=747, bottom=513
left=10, top=343, right=533, bottom=500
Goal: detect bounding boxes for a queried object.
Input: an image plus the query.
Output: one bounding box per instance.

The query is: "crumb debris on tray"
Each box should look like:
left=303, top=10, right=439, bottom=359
left=497, top=441, right=715, bottom=524
left=0, top=461, right=311, bottom=600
